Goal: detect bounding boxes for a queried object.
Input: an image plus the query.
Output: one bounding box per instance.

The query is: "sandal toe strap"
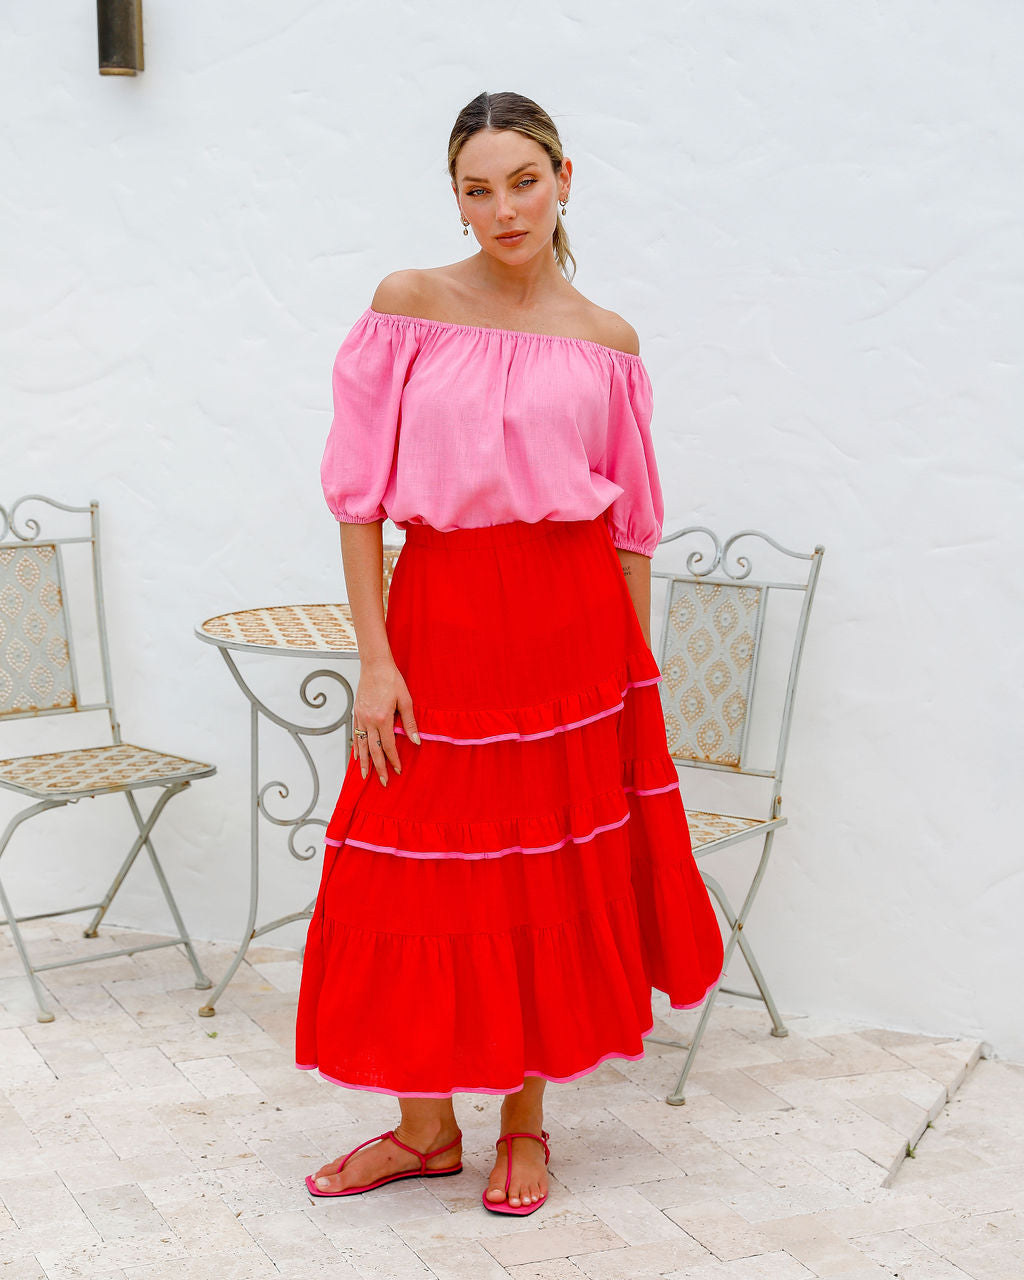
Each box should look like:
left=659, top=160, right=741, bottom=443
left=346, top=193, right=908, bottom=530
left=495, top=1129, right=552, bottom=1168
left=337, top=1129, right=393, bottom=1173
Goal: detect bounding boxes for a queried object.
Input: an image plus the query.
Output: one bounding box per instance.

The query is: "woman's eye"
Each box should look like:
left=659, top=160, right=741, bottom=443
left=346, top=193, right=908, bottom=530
left=517, top=177, right=537, bottom=188
left=466, top=188, right=486, bottom=197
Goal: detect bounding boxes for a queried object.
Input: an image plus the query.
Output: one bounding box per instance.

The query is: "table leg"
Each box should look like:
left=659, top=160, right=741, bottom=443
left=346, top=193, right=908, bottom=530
left=199, top=648, right=353, bottom=1017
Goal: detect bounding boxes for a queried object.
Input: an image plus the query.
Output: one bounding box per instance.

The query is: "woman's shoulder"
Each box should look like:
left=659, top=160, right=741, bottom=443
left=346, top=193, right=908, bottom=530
left=579, top=304, right=640, bottom=357
left=370, top=268, right=435, bottom=318
left=544, top=288, right=640, bottom=356
left=368, top=269, right=640, bottom=357
left=370, top=264, right=493, bottom=325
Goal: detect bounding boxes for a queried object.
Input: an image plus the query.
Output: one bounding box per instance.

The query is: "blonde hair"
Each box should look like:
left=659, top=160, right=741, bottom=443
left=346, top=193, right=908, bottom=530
left=448, top=91, right=576, bottom=283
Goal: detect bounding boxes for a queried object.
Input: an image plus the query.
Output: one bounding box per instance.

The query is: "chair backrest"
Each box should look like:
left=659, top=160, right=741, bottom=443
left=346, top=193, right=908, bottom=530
left=653, top=527, right=824, bottom=818
left=0, top=496, right=121, bottom=741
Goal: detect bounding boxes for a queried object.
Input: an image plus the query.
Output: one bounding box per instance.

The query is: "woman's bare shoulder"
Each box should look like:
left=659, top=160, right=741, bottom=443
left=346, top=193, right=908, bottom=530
left=370, top=269, right=433, bottom=317
left=371, top=272, right=640, bottom=354
left=575, top=297, right=641, bottom=356
left=371, top=264, right=475, bottom=322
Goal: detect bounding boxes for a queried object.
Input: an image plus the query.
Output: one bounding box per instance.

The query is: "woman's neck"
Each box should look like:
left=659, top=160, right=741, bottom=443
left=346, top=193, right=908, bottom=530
left=464, top=247, right=568, bottom=311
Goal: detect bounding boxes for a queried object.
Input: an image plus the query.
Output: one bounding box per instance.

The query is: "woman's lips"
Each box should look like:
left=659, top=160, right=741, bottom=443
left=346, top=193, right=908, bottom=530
left=496, top=231, right=527, bottom=244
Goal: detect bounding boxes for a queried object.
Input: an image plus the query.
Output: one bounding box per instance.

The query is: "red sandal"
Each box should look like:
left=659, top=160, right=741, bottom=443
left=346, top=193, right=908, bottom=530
left=481, top=1129, right=551, bottom=1216
left=306, top=1128, right=463, bottom=1198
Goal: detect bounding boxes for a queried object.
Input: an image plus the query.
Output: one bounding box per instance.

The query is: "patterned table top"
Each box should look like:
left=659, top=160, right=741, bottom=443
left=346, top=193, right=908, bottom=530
left=195, top=604, right=359, bottom=656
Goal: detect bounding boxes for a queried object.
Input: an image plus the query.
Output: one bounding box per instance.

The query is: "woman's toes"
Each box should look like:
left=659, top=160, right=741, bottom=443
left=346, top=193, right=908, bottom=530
left=522, top=1178, right=544, bottom=1205
left=312, top=1166, right=346, bottom=1192
left=507, top=1178, right=529, bottom=1206
left=487, top=1136, right=549, bottom=1210
left=312, top=1162, right=341, bottom=1192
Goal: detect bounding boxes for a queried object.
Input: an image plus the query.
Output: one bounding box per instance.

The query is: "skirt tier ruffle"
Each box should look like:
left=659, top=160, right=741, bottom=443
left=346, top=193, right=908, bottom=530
left=295, top=516, right=724, bottom=1097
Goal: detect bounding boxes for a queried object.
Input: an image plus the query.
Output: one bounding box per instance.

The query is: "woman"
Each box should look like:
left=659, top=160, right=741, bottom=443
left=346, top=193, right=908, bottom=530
left=296, top=90, right=723, bottom=1216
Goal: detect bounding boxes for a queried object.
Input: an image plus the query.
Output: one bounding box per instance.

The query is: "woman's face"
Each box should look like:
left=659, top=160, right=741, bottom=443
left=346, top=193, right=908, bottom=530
left=452, top=129, right=571, bottom=263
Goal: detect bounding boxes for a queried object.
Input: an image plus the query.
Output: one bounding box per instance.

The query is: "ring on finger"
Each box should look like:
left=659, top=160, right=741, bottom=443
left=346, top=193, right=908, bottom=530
left=353, top=728, right=368, bottom=739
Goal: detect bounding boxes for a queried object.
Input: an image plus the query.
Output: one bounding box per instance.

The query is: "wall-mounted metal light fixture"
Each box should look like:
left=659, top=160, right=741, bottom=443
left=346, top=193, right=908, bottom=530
left=97, top=0, right=144, bottom=76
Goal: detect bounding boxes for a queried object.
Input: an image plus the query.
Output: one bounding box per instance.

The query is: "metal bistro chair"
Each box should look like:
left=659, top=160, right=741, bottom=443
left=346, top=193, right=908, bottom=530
left=0, top=495, right=215, bottom=1022
left=646, top=527, right=824, bottom=1104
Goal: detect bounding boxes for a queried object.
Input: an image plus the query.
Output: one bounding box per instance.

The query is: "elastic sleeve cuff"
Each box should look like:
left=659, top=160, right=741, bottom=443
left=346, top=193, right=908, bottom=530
left=334, top=511, right=386, bottom=524
left=611, top=537, right=656, bottom=557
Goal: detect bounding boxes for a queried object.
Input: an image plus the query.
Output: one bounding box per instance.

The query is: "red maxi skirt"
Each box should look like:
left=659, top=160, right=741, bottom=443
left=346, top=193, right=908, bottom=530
left=295, top=515, right=724, bottom=1097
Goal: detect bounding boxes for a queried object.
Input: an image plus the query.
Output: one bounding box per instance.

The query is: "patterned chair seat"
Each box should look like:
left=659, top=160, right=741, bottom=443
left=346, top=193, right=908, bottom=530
left=0, top=742, right=215, bottom=798
left=686, top=809, right=775, bottom=851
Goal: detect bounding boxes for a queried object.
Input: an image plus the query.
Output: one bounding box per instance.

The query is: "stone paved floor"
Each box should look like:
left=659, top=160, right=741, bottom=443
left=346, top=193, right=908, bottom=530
left=1, top=920, right=1022, bottom=1279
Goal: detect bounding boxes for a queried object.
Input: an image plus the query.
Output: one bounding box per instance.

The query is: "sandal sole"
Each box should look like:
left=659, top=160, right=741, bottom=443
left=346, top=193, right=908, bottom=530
left=306, top=1164, right=463, bottom=1199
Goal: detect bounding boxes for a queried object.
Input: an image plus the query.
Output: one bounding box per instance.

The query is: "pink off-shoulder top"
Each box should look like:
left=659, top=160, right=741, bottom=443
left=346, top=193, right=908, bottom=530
left=320, top=306, right=665, bottom=557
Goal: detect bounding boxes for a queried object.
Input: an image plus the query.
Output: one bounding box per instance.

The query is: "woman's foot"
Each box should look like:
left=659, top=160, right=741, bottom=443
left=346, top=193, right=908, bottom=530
left=312, top=1120, right=462, bottom=1194
left=485, top=1087, right=549, bottom=1209
left=485, top=1133, right=550, bottom=1208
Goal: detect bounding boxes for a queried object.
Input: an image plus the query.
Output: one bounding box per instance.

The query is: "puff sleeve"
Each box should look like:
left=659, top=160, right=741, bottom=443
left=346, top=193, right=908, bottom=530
left=599, top=358, right=665, bottom=557
left=320, top=309, right=419, bottom=523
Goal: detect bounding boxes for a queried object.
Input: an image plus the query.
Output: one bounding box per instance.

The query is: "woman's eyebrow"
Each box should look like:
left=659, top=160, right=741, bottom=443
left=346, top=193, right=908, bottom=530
left=461, top=164, right=537, bottom=183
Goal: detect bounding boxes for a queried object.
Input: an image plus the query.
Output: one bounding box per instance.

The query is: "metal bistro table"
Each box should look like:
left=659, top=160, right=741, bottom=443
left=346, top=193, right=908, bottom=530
left=194, top=602, right=363, bottom=1015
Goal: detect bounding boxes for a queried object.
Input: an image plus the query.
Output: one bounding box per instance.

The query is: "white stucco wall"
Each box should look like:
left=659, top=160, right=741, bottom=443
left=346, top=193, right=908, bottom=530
left=3, top=3, right=1021, bottom=1054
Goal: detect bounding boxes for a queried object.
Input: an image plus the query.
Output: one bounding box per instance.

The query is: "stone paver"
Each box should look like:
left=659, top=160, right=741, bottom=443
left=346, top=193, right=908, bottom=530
left=0, top=919, right=1020, bottom=1279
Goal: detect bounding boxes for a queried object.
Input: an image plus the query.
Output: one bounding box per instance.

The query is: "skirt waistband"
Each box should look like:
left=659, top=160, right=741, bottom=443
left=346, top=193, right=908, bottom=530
left=402, top=517, right=601, bottom=551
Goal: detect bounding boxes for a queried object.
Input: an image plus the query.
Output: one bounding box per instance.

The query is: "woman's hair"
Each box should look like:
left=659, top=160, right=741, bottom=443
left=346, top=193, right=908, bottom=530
left=448, top=91, right=576, bottom=283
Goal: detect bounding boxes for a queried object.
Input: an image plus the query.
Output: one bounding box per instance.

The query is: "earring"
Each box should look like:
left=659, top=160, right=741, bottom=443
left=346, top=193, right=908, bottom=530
left=461, top=216, right=470, bottom=236
left=559, top=198, right=568, bottom=217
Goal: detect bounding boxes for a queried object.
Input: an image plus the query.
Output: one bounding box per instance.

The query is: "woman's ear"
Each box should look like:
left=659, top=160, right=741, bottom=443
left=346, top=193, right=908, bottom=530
left=559, top=157, right=573, bottom=202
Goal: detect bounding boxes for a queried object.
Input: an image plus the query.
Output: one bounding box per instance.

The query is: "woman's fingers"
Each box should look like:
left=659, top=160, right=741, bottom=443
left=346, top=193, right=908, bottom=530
left=352, top=668, right=417, bottom=784
left=354, top=727, right=378, bottom=782
left=377, top=722, right=401, bottom=778
left=368, top=727, right=391, bottom=783
left=367, top=724, right=397, bottom=785
left=354, top=722, right=400, bottom=785
left=355, top=730, right=371, bottom=780
left=397, top=693, right=421, bottom=746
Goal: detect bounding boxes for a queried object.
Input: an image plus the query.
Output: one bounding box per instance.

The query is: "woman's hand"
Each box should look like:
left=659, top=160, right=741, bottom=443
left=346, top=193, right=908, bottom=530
left=353, top=657, right=421, bottom=785
left=336, top=522, right=420, bottom=785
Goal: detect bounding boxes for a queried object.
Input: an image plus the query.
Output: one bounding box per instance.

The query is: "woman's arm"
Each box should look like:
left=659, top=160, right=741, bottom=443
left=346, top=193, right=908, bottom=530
left=339, top=521, right=420, bottom=783
left=615, top=548, right=653, bottom=650
left=340, top=521, right=392, bottom=665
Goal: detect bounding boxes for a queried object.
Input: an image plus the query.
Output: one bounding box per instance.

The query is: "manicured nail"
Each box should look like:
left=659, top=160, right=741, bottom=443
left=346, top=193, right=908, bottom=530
left=361, top=766, right=367, bottom=779
left=315, top=1177, right=329, bottom=1189
left=411, top=731, right=421, bottom=745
